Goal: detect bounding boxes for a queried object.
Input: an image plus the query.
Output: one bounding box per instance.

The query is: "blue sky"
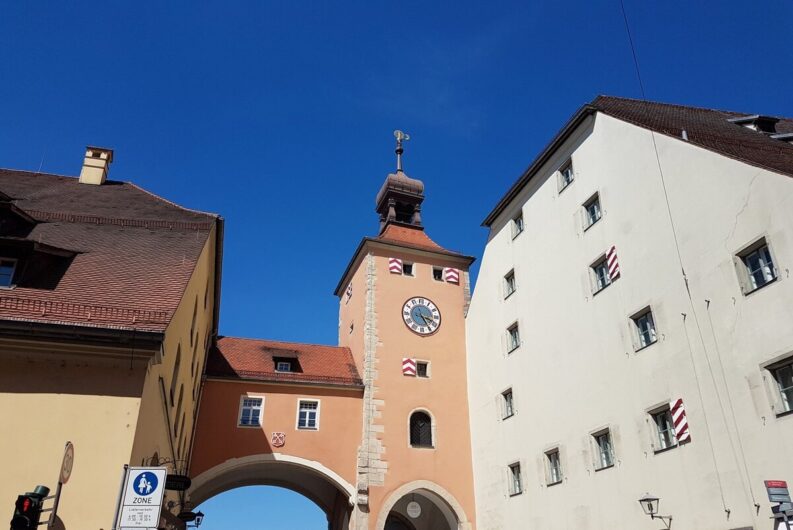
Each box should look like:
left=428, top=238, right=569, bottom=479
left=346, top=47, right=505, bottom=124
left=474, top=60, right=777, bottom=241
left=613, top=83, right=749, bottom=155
left=2, top=1, right=792, bottom=527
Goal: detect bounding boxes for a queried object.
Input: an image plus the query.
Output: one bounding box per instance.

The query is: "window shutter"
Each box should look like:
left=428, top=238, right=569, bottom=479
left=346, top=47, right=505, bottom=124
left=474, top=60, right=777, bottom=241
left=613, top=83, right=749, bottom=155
left=670, top=398, right=691, bottom=443
left=402, top=358, right=416, bottom=376
left=444, top=267, right=460, bottom=284
left=606, top=245, right=620, bottom=280
left=388, top=258, right=403, bottom=274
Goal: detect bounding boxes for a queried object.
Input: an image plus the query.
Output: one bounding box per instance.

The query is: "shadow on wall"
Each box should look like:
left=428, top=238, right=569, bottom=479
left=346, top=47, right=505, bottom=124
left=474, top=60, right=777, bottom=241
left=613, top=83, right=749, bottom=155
left=1, top=354, right=146, bottom=397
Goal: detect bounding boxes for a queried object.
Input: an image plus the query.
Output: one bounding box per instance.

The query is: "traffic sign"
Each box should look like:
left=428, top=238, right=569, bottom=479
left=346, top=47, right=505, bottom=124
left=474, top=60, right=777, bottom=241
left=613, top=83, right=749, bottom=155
left=59, top=442, right=74, bottom=485
left=115, top=467, right=167, bottom=529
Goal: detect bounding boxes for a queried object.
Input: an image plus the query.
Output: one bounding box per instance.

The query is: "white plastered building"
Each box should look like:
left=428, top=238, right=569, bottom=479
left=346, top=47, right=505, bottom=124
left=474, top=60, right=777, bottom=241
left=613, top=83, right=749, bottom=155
left=466, top=96, right=793, bottom=530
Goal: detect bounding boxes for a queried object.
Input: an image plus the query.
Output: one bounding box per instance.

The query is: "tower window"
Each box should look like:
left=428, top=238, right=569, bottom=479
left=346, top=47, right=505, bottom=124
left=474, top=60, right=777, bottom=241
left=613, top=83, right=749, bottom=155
left=416, top=361, right=429, bottom=378
left=432, top=267, right=443, bottom=281
left=402, top=262, right=414, bottom=276
left=409, top=411, right=433, bottom=448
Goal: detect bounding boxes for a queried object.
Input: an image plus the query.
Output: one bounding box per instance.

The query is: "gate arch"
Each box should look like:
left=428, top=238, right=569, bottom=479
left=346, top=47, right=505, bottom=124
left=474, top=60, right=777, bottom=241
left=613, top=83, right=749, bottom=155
left=376, top=480, right=472, bottom=530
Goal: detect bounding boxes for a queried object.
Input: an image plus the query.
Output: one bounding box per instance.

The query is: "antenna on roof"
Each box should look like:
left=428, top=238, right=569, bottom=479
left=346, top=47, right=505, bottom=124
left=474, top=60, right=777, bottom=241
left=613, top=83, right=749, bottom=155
left=394, top=130, right=410, bottom=173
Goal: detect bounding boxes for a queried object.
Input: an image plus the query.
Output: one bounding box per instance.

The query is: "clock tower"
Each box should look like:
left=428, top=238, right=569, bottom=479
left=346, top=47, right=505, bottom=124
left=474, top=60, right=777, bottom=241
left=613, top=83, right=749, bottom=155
left=335, top=137, right=477, bottom=530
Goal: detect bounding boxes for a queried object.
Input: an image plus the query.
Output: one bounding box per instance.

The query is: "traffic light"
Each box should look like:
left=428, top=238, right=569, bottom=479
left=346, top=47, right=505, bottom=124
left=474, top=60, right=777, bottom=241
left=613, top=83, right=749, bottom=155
left=10, top=486, right=49, bottom=530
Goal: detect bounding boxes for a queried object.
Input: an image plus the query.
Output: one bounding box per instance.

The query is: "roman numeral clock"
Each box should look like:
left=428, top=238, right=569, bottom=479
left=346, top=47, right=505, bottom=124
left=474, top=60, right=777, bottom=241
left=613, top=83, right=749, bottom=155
left=402, top=297, right=441, bottom=336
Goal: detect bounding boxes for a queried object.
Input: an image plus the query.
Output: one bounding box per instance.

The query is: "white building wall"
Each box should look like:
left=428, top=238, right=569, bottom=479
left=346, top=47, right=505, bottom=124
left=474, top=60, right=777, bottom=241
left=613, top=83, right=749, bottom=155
left=467, top=111, right=793, bottom=530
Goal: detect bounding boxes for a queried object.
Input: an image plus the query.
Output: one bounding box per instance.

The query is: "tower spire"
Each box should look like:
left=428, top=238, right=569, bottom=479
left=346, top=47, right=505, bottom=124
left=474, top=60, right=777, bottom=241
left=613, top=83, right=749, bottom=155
left=394, top=130, right=410, bottom=173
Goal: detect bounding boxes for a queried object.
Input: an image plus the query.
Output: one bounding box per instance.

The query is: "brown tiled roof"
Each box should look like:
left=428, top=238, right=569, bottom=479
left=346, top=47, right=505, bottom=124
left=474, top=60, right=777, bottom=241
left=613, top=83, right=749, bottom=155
left=207, top=337, right=363, bottom=388
left=0, top=169, right=218, bottom=333
left=483, top=96, right=793, bottom=226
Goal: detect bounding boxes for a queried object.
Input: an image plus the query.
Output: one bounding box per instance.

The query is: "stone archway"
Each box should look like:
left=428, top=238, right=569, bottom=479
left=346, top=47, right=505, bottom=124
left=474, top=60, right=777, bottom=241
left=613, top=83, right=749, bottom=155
left=189, top=453, right=356, bottom=530
left=376, top=480, right=472, bottom=530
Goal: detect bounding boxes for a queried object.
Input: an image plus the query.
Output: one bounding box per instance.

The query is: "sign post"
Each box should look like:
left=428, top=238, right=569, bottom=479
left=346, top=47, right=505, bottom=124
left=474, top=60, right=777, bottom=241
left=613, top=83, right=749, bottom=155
left=46, top=441, right=74, bottom=529
left=113, top=466, right=167, bottom=530
left=765, top=480, right=793, bottom=530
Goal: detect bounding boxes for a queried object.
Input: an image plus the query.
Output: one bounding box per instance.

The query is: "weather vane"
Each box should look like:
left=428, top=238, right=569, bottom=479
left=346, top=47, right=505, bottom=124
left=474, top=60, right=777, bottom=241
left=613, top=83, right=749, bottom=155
left=394, top=130, right=410, bottom=173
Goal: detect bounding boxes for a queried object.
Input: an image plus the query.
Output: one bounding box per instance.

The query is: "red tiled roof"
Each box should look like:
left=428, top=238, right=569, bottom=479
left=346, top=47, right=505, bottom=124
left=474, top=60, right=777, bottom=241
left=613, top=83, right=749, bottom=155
left=376, top=224, right=444, bottom=252
left=0, top=169, right=218, bottom=333
left=483, top=96, right=793, bottom=226
left=207, top=337, right=363, bottom=388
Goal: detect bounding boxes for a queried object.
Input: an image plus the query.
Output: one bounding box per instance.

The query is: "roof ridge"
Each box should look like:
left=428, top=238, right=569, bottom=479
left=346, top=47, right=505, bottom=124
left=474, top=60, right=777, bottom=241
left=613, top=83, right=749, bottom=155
left=218, top=335, right=349, bottom=350
left=126, top=182, right=218, bottom=218
left=593, top=95, right=793, bottom=121
left=25, top=210, right=215, bottom=231
left=0, top=167, right=76, bottom=179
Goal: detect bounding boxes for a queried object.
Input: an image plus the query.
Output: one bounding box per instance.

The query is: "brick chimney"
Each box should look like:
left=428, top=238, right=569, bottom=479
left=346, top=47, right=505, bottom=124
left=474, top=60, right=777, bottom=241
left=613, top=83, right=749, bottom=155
left=79, top=146, right=114, bottom=185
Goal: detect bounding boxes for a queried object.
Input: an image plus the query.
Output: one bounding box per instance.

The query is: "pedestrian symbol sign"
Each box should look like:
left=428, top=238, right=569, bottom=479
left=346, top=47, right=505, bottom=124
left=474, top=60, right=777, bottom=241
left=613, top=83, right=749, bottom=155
left=115, top=466, right=167, bottom=529
left=133, top=472, right=158, bottom=496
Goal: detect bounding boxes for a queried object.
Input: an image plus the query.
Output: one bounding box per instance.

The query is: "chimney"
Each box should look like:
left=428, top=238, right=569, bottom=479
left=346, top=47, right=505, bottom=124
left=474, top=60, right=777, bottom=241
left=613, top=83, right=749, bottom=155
left=79, top=146, right=114, bottom=185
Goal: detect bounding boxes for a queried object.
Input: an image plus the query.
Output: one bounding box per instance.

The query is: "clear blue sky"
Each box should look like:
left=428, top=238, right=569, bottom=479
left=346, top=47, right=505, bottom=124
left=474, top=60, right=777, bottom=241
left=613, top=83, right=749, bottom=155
left=2, top=2, right=792, bottom=527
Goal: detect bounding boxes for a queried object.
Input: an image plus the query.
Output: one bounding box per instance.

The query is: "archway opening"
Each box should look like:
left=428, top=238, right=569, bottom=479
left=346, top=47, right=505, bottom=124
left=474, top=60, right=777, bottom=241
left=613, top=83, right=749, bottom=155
left=196, top=486, right=328, bottom=529
left=384, top=489, right=459, bottom=530
left=189, top=455, right=354, bottom=530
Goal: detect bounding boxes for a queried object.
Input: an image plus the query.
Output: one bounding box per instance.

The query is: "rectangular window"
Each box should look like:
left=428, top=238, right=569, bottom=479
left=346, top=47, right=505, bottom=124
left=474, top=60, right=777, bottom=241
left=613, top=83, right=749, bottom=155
left=416, top=361, right=429, bottom=378
left=501, top=389, right=514, bottom=419
left=508, top=463, right=523, bottom=496
left=0, top=259, right=17, bottom=287
left=558, top=159, right=574, bottom=191
left=170, top=345, right=181, bottom=406
left=276, top=361, right=292, bottom=372
left=546, top=450, right=562, bottom=485
left=511, top=213, right=524, bottom=239
left=773, top=362, right=793, bottom=413
left=739, top=240, right=777, bottom=292
left=652, top=408, right=677, bottom=450
left=632, top=309, right=658, bottom=350
left=297, top=400, right=319, bottom=430
left=591, top=257, right=611, bottom=293
left=402, top=262, right=414, bottom=277
left=238, top=396, right=263, bottom=427
left=583, top=193, right=601, bottom=229
left=507, top=323, right=521, bottom=353
left=432, top=267, right=444, bottom=281
left=504, top=270, right=516, bottom=298
left=594, top=431, right=614, bottom=469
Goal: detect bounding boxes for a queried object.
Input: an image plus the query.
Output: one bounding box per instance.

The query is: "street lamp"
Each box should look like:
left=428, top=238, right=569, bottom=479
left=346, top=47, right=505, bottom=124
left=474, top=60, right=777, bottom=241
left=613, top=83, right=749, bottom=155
left=638, top=493, right=672, bottom=528
left=192, top=511, right=204, bottom=527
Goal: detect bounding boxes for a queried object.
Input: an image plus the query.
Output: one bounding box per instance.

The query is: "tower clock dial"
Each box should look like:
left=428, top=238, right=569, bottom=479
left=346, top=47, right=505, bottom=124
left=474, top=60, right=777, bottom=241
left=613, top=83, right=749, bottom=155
left=402, top=297, right=441, bottom=336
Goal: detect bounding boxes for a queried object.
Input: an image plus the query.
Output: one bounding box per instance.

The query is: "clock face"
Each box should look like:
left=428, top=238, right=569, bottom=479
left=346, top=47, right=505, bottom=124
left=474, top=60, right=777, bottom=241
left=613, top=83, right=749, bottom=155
left=402, top=297, right=441, bottom=336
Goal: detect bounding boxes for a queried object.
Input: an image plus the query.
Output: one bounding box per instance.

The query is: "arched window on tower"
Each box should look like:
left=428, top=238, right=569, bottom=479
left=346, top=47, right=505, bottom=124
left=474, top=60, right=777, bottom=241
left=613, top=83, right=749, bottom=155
left=409, top=411, right=433, bottom=448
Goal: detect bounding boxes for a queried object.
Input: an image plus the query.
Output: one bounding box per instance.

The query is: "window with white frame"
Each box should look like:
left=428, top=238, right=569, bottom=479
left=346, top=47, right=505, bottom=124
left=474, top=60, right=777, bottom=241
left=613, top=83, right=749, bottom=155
left=501, top=388, right=514, bottom=419
left=504, top=270, right=516, bottom=298
left=276, top=361, right=293, bottom=372
left=558, top=159, right=574, bottom=192
left=590, top=257, right=611, bottom=293
left=508, top=462, right=523, bottom=495
left=511, top=213, right=524, bottom=239
left=238, top=396, right=263, bottom=427
left=507, top=323, right=521, bottom=353
left=0, top=258, right=16, bottom=288
left=583, top=193, right=601, bottom=229
left=772, top=360, right=793, bottom=414
left=651, top=408, right=677, bottom=450
left=737, top=239, right=777, bottom=293
left=402, top=262, right=414, bottom=277
left=546, top=449, right=562, bottom=485
left=632, top=308, right=657, bottom=350
left=297, top=400, right=319, bottom=430
left=593, top=430, right=614, bottom=469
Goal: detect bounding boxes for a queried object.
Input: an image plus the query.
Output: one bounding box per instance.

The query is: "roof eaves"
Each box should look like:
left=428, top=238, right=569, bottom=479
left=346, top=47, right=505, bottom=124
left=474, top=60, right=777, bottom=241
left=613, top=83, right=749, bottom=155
left=482, top=103, right=597, bottom=227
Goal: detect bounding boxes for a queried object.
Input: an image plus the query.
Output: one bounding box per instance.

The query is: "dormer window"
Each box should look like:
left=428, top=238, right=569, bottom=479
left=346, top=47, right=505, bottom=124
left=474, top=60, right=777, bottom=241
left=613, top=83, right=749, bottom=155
left=728, top=115, right=779, bottom=133
left=0, top=258, right=17, bottom=288
left=276, top=361, right=292, bottom=372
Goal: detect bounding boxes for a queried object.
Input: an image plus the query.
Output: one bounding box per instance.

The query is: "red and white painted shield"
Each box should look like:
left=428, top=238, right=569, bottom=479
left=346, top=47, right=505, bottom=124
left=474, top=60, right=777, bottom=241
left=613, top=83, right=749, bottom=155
left=271, top=432, right=286, bottom=447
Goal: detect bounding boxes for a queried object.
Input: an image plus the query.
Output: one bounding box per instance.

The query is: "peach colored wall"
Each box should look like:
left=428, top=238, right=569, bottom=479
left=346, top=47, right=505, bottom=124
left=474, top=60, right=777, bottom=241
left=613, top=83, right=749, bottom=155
left=191, top=380, right=363, bottom=487
left=368, top=247, right=476, bottom=528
